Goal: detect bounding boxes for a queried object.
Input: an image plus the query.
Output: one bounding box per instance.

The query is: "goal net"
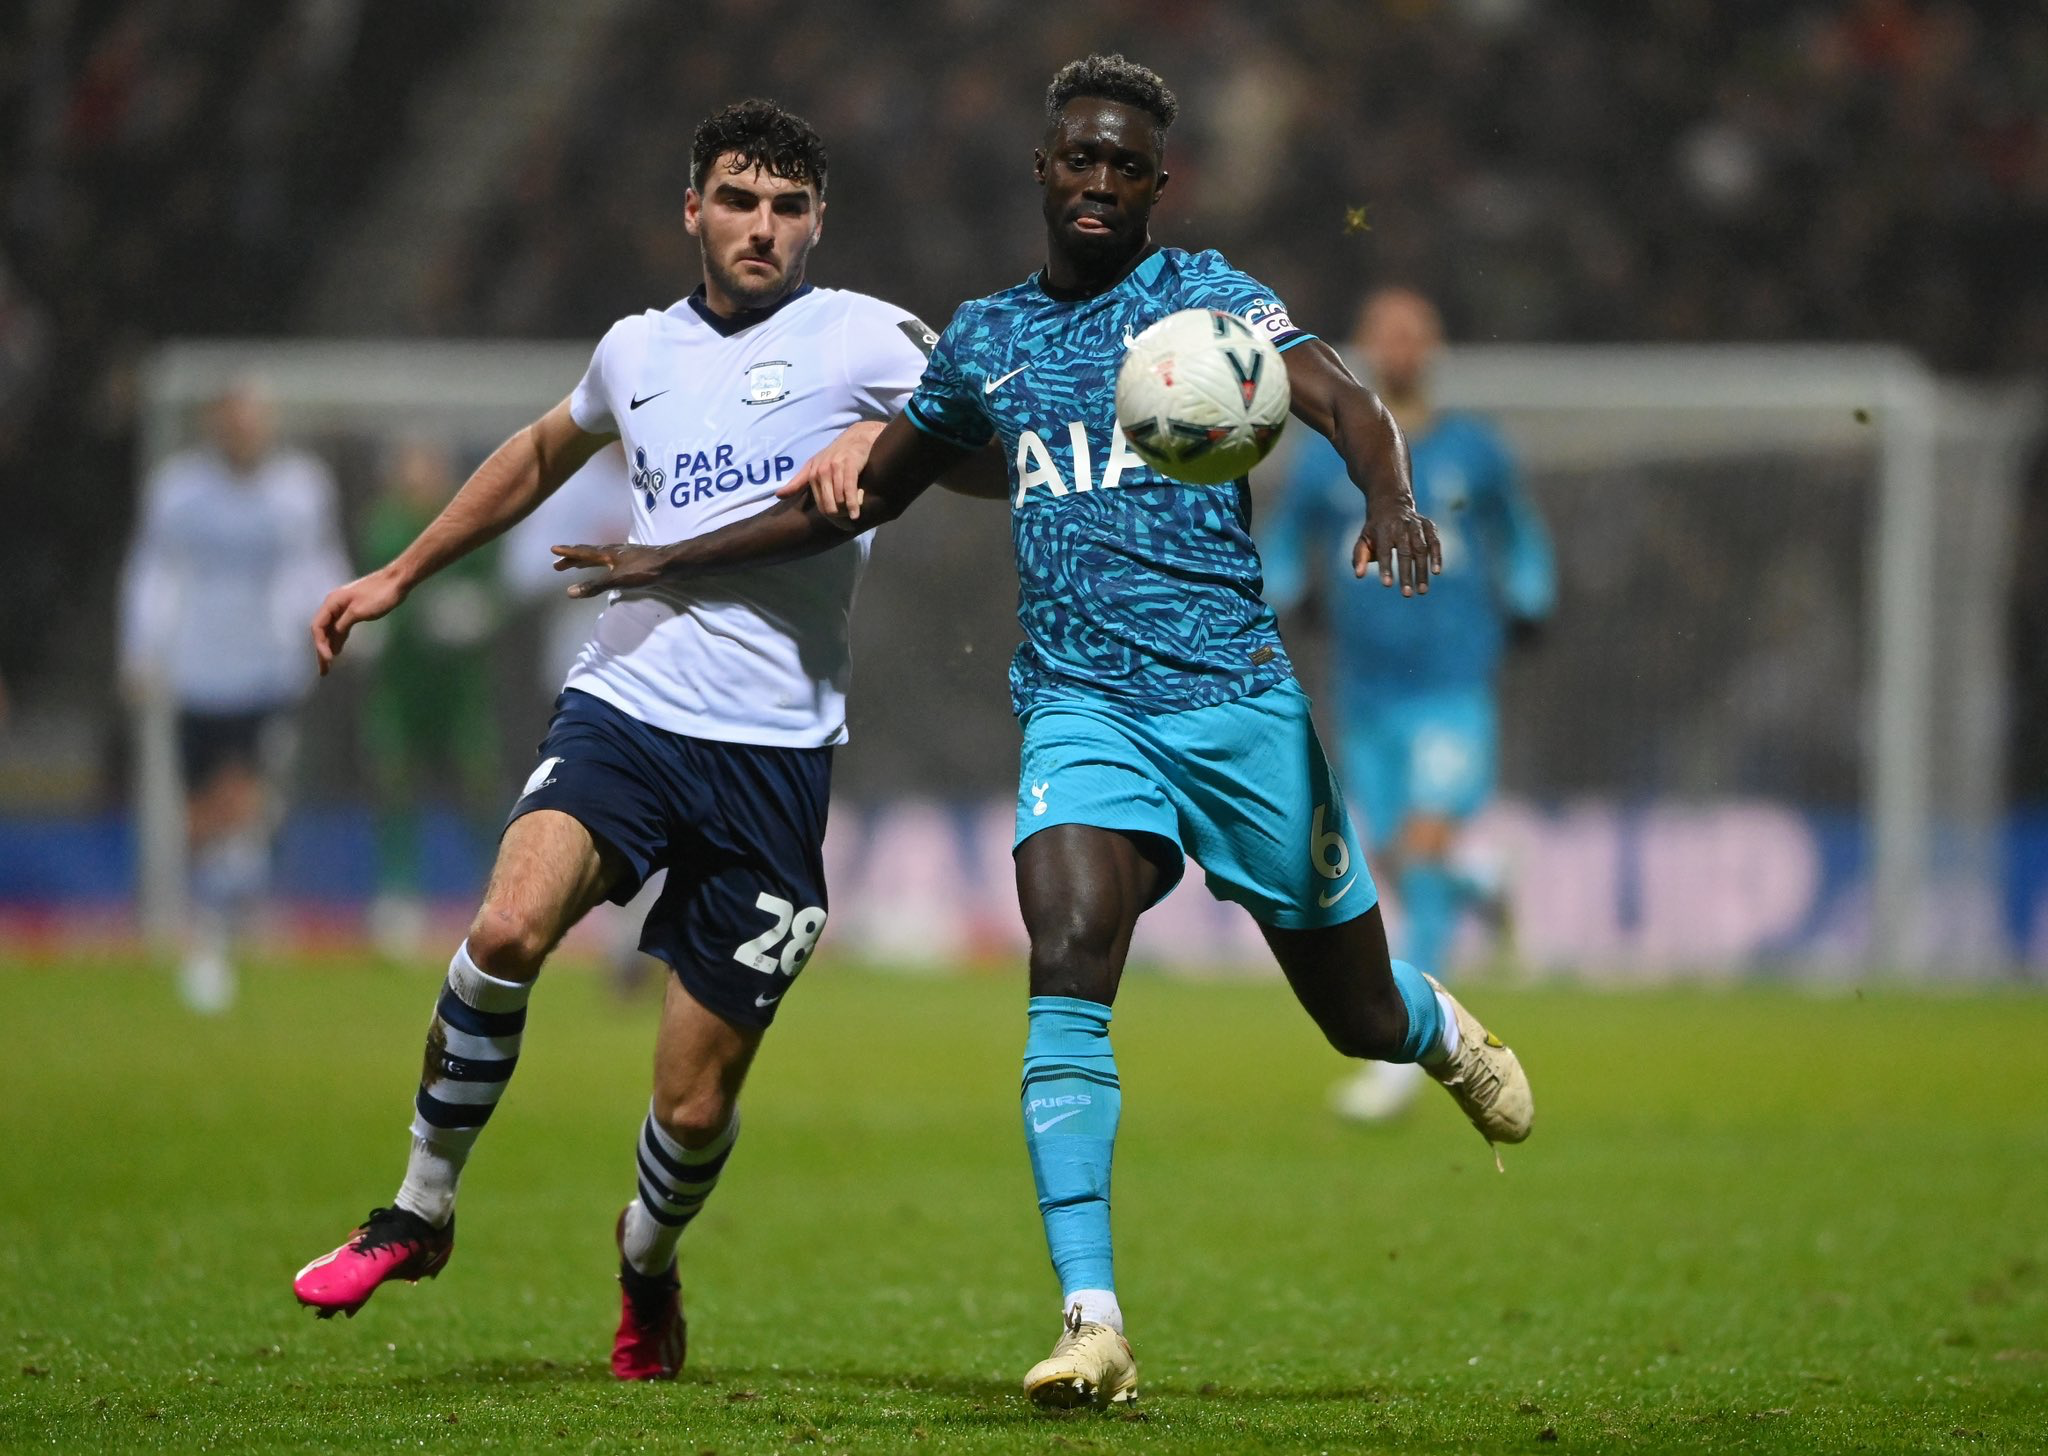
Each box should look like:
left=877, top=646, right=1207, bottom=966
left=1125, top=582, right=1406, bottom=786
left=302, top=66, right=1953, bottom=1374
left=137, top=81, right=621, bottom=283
left=133, top=341, right=2041, bottom=980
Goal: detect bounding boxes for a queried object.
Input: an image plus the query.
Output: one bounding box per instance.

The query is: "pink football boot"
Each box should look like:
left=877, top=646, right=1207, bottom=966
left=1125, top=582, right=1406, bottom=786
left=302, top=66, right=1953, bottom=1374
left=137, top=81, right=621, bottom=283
left=611, top=1208, right=685, bottom=1380
left=293, top=1207, right=454, bottom=1318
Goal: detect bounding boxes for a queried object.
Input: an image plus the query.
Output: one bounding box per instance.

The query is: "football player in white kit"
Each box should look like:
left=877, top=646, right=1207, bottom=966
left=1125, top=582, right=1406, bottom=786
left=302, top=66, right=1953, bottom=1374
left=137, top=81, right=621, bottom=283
left=291, top=100, right=991, bottom=1379
left=120, top=379, right=349, bottom=1014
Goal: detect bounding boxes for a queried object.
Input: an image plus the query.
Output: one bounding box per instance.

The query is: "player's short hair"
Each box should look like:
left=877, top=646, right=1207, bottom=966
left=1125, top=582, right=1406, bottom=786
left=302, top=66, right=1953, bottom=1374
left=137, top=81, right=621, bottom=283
left=1045, top=54, right=1179, bottom=134
left=691, top=99, right=828, bottom=197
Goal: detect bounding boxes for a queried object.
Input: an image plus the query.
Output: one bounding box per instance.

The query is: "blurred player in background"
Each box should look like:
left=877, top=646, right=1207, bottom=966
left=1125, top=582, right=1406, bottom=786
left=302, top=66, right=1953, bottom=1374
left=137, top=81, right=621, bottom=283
left=556, top=56, right=1533, bottom=1410
left=358, top=438, right=505, bottom=959
left=292, top=99, right=998, bottom=1380
left=1263, top=288, right=1555, bottom=1122
left=118, top=379, right=348, bottom=1013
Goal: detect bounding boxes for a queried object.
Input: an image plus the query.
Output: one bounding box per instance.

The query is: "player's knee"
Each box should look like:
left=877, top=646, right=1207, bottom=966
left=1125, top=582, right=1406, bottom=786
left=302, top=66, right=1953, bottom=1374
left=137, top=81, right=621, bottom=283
left=464, top=903, right=552, bottom=982
left=650, top=1085, right=735, bottom=1150
left=1318, top=993, right=1410, bottom=1062
left=1027, top=920, right=1120, bottom=1002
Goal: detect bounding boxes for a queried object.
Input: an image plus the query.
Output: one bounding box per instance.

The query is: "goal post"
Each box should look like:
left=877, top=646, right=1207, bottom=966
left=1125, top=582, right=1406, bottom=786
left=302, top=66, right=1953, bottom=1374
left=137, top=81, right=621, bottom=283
left=134, top=340, right=2043, bottom=976
left=1433, top=345, right=1953, bottom=972
left=132, top=341, right=599, bottom=950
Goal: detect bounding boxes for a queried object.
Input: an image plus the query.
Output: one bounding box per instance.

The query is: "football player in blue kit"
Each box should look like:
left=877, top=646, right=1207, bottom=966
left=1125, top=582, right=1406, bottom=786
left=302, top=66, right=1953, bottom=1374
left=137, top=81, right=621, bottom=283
left=555, top=56, right=1534, bottom=1408
left=1264, top=287, right=1555, bottom=1122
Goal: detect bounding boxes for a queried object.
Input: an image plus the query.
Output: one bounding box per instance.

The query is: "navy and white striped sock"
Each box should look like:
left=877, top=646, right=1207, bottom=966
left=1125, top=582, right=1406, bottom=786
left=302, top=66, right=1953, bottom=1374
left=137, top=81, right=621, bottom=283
left=620, top=1104, right=740, bottom=1276
left=394, top=942, right=532, bottom=1226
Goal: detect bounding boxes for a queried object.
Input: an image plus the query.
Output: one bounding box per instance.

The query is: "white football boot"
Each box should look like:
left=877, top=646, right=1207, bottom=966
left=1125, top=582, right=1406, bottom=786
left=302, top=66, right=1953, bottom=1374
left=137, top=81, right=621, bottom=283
left=1024, top=1304, right=1138, bottom=1409
left=1422, top=974, right=1532, bottom=1161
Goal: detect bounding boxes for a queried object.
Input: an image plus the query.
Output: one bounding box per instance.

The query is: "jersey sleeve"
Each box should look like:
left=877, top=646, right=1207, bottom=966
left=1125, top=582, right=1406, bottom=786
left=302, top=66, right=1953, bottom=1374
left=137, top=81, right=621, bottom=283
left=903, top=305, right=997, bottom=452
left=568, top=319, right=628, bottom=435
left=841, top=298, right=941, bottom=419
left=118, top=461, right=188, bottom=680
left=1183, top=251, right=1315, bottom=353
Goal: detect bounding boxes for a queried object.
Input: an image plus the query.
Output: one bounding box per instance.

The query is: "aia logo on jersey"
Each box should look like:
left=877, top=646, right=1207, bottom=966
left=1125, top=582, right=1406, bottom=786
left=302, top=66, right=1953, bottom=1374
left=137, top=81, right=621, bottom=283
left=744, top=360, right=790, bottom=406
left=631, top=446, right=666, bottom=509
left=1013, top=422, right=1151, bottom=506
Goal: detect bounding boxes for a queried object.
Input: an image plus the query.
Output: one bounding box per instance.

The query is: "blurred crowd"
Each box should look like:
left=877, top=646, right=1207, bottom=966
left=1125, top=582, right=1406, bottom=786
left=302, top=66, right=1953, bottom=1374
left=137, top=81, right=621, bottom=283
left=434, top=0, right=2048, bottom=372
left=0, top=0, right=484, bottom=690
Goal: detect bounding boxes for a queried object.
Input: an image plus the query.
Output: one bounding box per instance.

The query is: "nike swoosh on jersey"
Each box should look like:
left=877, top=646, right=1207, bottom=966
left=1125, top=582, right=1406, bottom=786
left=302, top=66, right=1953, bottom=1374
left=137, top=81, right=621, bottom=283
left=754, top=991, right=783, bottom=1008
left=1031, top=1108, right=1087, bottom=1133
left=630, top=390, right=670, bottom=410
left=983, top=365, right=1029, bottom=396
left=1317, top=876, right=1358, bottom=908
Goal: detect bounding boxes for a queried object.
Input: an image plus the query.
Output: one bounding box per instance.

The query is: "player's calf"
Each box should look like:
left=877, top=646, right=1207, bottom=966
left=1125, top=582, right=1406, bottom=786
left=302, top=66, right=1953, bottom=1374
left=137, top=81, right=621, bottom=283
left=1267, top=914, right=1429, bottom=1063
left=1309, top=986, right=1413, bottom=1062
left=395, top=941, right=535, bottom=1226
left=622, top=1103, right=740, bottom=1270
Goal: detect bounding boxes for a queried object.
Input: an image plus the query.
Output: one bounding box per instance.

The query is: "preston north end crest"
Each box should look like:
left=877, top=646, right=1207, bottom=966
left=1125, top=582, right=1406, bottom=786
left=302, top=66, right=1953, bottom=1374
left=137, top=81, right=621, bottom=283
left=744, top=360, right=790, bottom=406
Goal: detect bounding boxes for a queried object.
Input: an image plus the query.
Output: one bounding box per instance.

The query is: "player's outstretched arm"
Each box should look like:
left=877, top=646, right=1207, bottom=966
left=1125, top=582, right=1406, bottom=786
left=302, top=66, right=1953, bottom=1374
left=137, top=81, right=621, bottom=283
left=933, top=437, right=1011, bottom=501
left=555, top=414, right=968, bottom=597
left=780, top=417, right=1003, bottom=521
left=1283, top=340, right=1441, bottom=596
left=312, top=398, right=609, bottom=674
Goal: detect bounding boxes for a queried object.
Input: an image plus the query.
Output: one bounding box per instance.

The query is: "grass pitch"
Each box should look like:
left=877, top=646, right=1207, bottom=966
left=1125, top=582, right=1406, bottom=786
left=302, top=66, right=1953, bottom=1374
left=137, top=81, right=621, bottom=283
left=2, top=955, right=2044, bottom=1453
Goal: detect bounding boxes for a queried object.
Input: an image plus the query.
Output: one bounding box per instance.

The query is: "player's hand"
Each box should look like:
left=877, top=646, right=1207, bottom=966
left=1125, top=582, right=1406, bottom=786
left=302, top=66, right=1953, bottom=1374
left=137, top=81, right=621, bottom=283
left=550, top=542, right=674, bottom=598
left=1352, top=504, right=1442, bottom=597
left=779, top=421, right=884, bottom=521
left=311, top=568, right=407, bottom=677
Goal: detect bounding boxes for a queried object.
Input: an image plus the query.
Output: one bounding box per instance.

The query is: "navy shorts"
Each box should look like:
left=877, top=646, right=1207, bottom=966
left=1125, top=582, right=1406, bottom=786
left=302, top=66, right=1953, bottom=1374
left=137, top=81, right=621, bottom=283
left=508, top=690, right=832, bottom=1030
left=177, top=707, right=289, bottom=791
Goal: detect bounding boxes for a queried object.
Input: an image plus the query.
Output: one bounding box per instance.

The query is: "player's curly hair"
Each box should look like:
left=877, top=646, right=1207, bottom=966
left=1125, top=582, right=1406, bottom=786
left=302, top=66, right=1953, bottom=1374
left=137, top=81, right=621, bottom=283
left=691, top=99, right=828, bottom=197
left=1045, top=54, right=1179, bottom=132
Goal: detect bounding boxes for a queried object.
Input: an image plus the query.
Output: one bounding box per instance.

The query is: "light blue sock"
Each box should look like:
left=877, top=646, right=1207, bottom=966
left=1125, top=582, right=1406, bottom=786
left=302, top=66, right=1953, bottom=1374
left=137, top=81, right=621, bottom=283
left=1388, top=957, right=1448, bottom=1064
left=1398, top=861, right=1466, bottom=981
left=1021, top=996, right=1120, bottom=1300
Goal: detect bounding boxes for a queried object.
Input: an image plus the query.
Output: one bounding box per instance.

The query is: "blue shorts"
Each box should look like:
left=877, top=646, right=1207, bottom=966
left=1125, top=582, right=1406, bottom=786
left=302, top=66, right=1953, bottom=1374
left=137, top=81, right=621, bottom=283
left=509, top=690, right=832, bottom=1029
left=1339, top=688, right=1498, bottom=851
left=1014, top=680, right=1375, bottom=930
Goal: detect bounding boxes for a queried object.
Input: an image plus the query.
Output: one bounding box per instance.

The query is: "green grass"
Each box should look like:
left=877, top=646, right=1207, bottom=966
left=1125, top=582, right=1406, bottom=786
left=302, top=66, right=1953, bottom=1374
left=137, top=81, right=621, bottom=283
left=2, top=957, right=2044, bottom=1453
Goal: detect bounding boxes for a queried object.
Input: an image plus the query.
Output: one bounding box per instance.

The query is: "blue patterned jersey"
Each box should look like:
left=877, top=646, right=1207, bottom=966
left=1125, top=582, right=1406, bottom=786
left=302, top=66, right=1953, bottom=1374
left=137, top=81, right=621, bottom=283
left=1262, top=410, right=1555, bottom=705
left=905, top=247, right=1315, bottom=717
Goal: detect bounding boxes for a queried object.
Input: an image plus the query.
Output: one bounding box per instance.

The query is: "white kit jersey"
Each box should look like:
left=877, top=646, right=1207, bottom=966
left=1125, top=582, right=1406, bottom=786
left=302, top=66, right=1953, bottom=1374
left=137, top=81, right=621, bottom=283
left=120, top=447, right=348, bottom=712
left=564, top=285, right=935, bottom=746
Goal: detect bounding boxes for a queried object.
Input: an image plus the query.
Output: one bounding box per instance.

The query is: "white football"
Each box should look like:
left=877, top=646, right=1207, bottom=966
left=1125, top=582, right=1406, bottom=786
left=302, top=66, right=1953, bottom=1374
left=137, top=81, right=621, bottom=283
left=1115, top=308, right=1291, bottom=486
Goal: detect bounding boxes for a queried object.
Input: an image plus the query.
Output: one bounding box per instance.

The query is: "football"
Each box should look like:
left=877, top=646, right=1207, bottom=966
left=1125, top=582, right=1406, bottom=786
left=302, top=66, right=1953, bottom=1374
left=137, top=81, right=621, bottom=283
left=1115, top=308, right=1292, bottom=486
